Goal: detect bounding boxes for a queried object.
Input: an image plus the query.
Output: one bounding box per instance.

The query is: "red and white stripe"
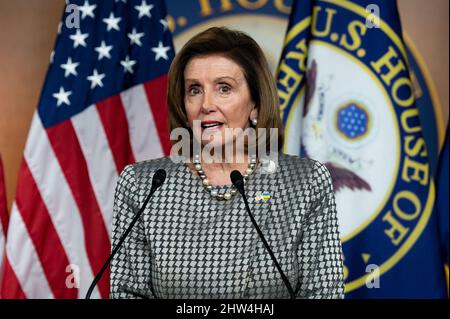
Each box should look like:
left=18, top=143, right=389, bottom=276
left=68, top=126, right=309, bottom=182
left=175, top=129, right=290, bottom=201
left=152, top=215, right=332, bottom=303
left=0, top=155, right=8, bottom=295
left=0, top=78, right=169, bottom=299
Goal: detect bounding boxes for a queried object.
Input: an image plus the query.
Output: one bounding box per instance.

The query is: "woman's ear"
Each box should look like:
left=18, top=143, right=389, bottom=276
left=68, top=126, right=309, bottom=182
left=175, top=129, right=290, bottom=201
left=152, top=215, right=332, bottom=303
left=250, top=104, right=258, bottom=120
left=249, top=105, right=258, bottom=127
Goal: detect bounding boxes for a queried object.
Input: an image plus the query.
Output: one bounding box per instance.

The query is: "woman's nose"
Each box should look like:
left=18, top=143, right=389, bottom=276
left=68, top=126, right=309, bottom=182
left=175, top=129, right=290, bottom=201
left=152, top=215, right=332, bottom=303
left=200, top=90, right=216, bottom=113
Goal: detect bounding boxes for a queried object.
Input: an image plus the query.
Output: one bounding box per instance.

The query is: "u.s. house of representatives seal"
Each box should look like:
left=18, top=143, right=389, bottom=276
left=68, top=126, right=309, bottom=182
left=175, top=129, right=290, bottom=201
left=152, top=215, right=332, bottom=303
left=278, top=0, right=435, bottom=292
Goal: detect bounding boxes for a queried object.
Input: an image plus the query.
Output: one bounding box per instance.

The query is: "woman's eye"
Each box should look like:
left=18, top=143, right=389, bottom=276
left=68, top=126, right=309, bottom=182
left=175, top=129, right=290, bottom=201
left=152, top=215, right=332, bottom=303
left=219, top=85, right=231, bottom=94
left=188, top=87, right=200, bottom=95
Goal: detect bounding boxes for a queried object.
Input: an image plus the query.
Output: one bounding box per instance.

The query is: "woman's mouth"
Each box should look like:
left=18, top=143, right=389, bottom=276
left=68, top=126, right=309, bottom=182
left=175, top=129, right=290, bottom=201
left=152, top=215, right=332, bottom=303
left=201, top=121, right=224, bottom=131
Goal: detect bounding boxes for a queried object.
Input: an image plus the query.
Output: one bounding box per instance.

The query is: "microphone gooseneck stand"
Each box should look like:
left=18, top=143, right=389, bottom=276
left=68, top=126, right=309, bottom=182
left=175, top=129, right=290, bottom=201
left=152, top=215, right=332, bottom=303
left=230, top=170, right=296, bottom=299
left=85, top=169, right=167, bottom=299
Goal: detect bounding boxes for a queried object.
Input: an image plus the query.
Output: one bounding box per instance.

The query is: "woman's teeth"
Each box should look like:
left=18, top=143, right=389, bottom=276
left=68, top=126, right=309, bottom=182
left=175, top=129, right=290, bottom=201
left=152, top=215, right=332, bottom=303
left=202, top=123, right=223, bottom=128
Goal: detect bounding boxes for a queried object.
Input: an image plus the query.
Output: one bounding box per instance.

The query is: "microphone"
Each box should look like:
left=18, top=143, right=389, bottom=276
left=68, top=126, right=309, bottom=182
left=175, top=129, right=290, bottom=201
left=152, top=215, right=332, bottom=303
left=85, top=169, right=167, bottom=299
left=231, top=170, right=295, bottom=299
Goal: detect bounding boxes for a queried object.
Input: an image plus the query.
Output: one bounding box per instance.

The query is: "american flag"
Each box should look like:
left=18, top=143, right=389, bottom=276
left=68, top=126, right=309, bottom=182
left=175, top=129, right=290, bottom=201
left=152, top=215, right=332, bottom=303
left=0, top=154, right=7, bottom=293
left=0, top=0, right=174, bottom=299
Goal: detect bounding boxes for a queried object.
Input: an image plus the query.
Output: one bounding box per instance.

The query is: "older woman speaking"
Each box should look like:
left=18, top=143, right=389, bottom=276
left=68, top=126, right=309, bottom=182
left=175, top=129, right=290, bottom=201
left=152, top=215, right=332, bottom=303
left=110, top=27, right=344, bottom=299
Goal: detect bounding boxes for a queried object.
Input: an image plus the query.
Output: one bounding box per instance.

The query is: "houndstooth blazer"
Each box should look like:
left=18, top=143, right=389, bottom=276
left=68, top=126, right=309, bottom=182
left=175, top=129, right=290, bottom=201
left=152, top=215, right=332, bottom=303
left=110, top=153, right=344, bottom=299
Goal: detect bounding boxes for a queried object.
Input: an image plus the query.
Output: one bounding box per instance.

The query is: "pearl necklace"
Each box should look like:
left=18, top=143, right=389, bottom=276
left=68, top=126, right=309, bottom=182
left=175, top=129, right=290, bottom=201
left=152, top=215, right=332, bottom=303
left=193, top=155, right=257, bottom=200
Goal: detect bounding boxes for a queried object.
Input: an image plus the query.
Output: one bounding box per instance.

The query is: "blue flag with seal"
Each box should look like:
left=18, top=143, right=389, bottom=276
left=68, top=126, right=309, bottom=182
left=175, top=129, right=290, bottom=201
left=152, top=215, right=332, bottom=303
left=277, top=0, right=447, bottom=298
left=436, top=127, right=449, bottom=293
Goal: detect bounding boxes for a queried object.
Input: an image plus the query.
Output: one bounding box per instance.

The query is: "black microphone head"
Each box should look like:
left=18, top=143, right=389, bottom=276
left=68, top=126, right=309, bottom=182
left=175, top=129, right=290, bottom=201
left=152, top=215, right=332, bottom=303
left=230, top=170, right=245, bottom=194
left=152, top=169, right=167, bottom=189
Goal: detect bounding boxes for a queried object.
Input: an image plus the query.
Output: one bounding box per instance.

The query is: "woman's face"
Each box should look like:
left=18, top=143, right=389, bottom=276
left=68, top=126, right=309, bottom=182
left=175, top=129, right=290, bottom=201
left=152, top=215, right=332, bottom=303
left=184, top=54, right=257, bottom=148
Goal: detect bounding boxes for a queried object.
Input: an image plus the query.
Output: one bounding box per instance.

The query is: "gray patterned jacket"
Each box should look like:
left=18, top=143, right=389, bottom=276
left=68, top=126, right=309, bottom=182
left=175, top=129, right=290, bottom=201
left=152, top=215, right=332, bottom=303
left=110, top=153, right=344, bottom=299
